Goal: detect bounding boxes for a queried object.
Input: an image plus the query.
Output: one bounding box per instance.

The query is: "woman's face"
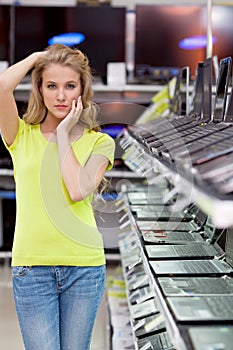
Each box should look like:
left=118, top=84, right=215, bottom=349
left=40, top=64, right=82, bottom=121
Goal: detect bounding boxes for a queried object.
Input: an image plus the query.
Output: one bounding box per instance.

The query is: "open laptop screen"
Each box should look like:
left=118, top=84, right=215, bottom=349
left=202, top=57, right=212, bottom=120
left=213, top=56, right=232, bottom=122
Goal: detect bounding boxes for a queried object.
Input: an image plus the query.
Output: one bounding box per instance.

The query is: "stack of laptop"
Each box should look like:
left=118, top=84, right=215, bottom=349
left=147, top=56, right=232, bottom=159
left=125, top=56, right=233, bottom=199
left=174, top=57, right=233, bottom=165
left=119, top=231, right=176, bottom=349
left=144, top=227, right=233, bottom=350
left=126, top=65, right=203, bottom=147
left=149, top=246, right=232, bottom=277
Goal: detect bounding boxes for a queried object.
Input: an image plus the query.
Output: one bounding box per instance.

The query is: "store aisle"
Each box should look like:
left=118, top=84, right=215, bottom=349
left=0, top=265, right=109, bottom=350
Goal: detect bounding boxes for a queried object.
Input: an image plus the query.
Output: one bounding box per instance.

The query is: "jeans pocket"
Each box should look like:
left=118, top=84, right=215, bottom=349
left=12, top=266, right=30, bottom=277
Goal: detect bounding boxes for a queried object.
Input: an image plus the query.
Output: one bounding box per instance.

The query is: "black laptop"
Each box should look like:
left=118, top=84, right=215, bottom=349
left=174, top=57, right=233, bottom=164
left=140, top=57, right=212, bottom=149
left=126, top=62, right=205, bottom=143
left=152, top=57, right=233, bottom=159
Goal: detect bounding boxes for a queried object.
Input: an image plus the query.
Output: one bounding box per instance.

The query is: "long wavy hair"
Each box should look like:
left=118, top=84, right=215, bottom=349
left=23, top=43, right=99, bottom=131
left=23, top=44, right=111, bottom=197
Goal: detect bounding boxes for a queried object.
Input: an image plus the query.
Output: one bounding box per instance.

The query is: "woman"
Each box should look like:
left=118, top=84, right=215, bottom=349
left=0, top=44, right=115, bottom=350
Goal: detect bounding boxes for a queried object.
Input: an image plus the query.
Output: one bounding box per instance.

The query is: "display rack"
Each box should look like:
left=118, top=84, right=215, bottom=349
left=112, top=115, right=233, bottom=349
left=121, top=129, right=233, bottom=228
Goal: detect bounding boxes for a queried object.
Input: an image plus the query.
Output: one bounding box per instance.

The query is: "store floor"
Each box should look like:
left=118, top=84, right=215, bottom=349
left=0, top=264, right=109, bottom=350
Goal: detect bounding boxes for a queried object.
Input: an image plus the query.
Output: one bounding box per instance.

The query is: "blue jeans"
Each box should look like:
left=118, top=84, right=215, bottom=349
left=12, top=265, right=106, bottom=350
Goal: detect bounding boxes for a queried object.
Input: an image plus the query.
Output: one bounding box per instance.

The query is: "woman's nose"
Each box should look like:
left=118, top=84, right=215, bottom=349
left=57, top=89, right=65, bottom=101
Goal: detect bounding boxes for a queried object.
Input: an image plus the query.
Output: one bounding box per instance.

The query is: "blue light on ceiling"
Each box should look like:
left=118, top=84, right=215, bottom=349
left=179, top=35, right=217, bottom=50
left=48, top=32, right=85, bottom=47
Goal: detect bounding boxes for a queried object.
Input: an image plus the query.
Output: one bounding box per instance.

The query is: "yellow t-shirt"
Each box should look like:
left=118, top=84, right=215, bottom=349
left=5, top=118, right=115, bottom=266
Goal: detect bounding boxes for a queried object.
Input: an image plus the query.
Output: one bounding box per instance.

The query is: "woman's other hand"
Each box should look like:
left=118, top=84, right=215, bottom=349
left=57, top=96, right=83, bottom=135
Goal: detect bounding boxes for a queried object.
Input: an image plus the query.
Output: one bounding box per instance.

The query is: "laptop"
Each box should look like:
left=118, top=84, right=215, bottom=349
left=132, top=313, right=166, bottom=340
left=141, top=57, right=213, bottom=149
left=137, top=331, right=174, bottom=350
left=152, top=57, right=233, bottom=158
left=188, top=325, right=233, bottom=350
left=126, top=62, right=205, bottom=143
left=132, top=202, right=198, bottom=221
left=141, top=216, right=223, bottom=245
left=145, top=242, right=220, bottom=260
left=187, top=62, right=204, bottom=118
left=144, top=217, right=223, bottom=259
left=167, top=294, right=233, bottom=322
left=187, top=133, right=233, bottom=167
left=129, top=285, right=152, bottom=305
left=193, top=152, right=233, bottom=181
left=158, top=276, right=233, bottom=296
left=149, top=228, right=233, bottom=277
left=130, top=298, right=159, bottom=320
left=136, top=215, right=204, bottom=233
left=141, top=230, right=205, bottom=244
left=174, top=58, right=233, bottom=163
left=126, top=186, right=171, bottom=205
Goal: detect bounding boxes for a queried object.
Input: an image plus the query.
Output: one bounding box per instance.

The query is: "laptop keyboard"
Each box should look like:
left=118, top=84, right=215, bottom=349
left=130, top=115, right=200, bottom=141
left=181, top=260, right=219, bottom=273
left=147, top=123, right=211, bottom=149
left=207, top=296, right=233, bottom=316
left=159, top=124, right=232, bottom=153
left=177, top=128, right=233, bottom=157
left=174, top=244, right=215, bottom=256
left=150, top=123, right=232, bottom=154
left=196, top=278, right=233, bottom=293
left=191, top=138, right=233, bottom=164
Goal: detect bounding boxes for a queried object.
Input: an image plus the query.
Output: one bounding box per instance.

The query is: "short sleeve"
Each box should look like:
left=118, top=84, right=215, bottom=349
left=1, top=117, right=24, bottom=152
left=92, top=133, right=115, bottom=171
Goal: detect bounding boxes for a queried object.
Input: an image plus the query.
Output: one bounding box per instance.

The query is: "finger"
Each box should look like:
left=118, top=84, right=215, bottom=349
left=76, top=96, right=83, bottom=111
left=75, top=97, right=83, bottom=117
left=72, top=99, right=77, bottom=110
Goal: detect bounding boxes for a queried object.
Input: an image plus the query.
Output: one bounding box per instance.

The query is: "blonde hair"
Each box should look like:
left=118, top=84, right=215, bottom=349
left=23, top=44, right=110, bottom=195
left=23, top=44, right=99, bottom=131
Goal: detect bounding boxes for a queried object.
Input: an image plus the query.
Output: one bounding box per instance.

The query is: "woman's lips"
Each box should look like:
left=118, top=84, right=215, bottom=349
left=55, top=104, right=68, bottom=110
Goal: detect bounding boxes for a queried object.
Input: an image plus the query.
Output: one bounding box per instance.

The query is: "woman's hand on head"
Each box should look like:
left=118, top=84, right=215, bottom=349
left=57, top=96, right=83, bottom=134
left=30, top=51, right=48, bottom=65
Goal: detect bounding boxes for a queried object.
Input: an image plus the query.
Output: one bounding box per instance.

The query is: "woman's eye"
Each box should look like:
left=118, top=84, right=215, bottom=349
left=47, top=84, right=56, bottom=89
left=67, top=84, right=75, bottom=89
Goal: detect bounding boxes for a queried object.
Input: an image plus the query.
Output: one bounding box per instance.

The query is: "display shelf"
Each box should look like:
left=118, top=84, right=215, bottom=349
left=120, top=129, right=233, bottom=229
left=119, top=241, right=175, bottom=350
left=116, top=115, right=233, bottom=349
left=140, top=250, right=187, bottom=350
left=118, top=196, right=188, bottom=350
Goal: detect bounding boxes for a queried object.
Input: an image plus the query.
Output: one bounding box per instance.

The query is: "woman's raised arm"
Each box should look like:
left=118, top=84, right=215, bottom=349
left=0, top=52, right=45, bottom=146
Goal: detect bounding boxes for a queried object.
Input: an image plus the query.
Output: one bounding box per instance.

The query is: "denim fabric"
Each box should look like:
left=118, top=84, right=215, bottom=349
left=12, top=265, right=106, bottom=350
